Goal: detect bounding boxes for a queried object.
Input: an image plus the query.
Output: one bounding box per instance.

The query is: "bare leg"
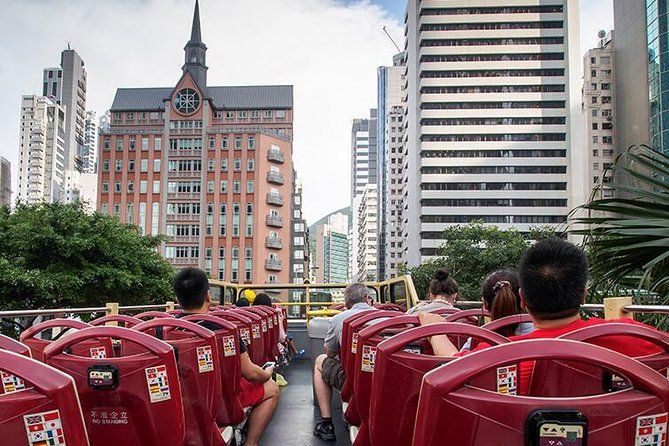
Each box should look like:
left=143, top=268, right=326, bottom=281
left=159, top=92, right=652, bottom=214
left=314, top=354, right=332, bottom=418
left=287, top=339, right=298, bottom=355
left=245, top=380, right=280, bottom=446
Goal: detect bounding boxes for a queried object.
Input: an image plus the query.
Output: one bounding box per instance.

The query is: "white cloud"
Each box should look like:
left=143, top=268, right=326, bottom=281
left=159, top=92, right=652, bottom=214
left=0, top=0, right=403, bottom=222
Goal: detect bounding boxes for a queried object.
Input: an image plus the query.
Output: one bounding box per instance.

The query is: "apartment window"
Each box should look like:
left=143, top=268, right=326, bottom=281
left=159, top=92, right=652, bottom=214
left=233, top=180, right=241, bottom=194
left=251, top=110, right=260, bottom=119
left=141, top=137, right=149, bottom=151
left=129, top=138, right=136, bottom=151
left=601, top=83, right=611, bottom=90
left=238, top=111, right=247, bottom=119
left=153, top=159, right=161, bottom=172
left=592, top=123, right=598, bottom=130
left=126, top=203, right=134, bottom=224
left=128, top=181, right=135, bottom=193
left=140, top=159, right=148, bottom=172
left=590, top=83, right=597, bottom=90
left=592, top=136, right=599, bottom=144
left=103, top=138, right=110, bottom=151
left=231, top=247, right=239, bottom=282
left=209, top=137, right=215, bottom=150
left=115, top=160, right=122, bottom=172
left=128, top=160, right=135, bottom=172
left=247, top=159, right=255, bottom=171
left=154, top=137, right=162, bottom=151
left=115, top=182, right=121, bottom=193
left=102, top=182, right=109, bottom=193
left=152, top=181, right=160, bottom=194
left=248, top=137, right=255, bottom=150
left=221, top=137, right=228, bottom=150
left=264, top=110, right=273, bottom=118
left=276, top=110, right=286, bottom=119
left=206, top=159, right=214, bottom=172
left=140, top=180, right=148, bottom=194
left=221, top=159, right=228, bottom=172
left=102, top=160, right=110, bottom=172
left=294, top=250, right=304, bottom=260
left=151, top=203, right=159, bottom=235
left=591, top=96, right=597, bottom=104
left=101, top=203, right=108, bottom=214
left=247, top=180, right=254, bottom=194
left=593, top=149, right=599, bottom=157
left=235, top=137, right=242, bottom=150
left=592, top=110, right=598, bottom=117
left=245, top=203, right=253, bottom=237
left=116, top=139, right=124, bottom=151
left=234, top=159, right=242, bottom=171
left=294, top=236, right=304, bottom=246
left=244, top=247, right=253, bottom=282
left=207, top=181, right=215, bottom=194
left=219, top=204, right=227, bottom=237
left=226, top=111, right=234, bottom=119
left=232, top=203, right=240, bottom=237
left=601, top=56, right=611, bottom=64
left=220, top=180, right=228, bottom=193
left=591, top=70, right=596, bottom=77
left=113, top=204, right=121, bottom=217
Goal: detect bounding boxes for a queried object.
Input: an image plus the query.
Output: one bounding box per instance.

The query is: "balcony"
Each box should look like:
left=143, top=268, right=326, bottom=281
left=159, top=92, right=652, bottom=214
left=170, top=258, right=198, bottom=265
left=167, top=214, right=200, bottom=222
left=265, top=236, right=283, bottom=249
left=266, top=192, right=284, bottom=206
left=267, top=170, right=284, bottom=185
left=168, top=170, right=202, bottom=179
left=266, top=214, right=283, bottom=228
left=171, top=235, right=200, bottom=243
left=169, top=148, right=202, bottom=157
left=167, top=191, right=200, bottom=200
left=267, top=148, right=285, bottom=164
left=265, top=258, right=283, bottom=271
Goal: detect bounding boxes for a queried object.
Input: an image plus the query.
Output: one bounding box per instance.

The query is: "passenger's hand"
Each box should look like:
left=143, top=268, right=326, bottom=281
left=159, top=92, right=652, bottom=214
left=264, top=364, right=275, bottom=377
left=418, top=312, right=444, bottom=326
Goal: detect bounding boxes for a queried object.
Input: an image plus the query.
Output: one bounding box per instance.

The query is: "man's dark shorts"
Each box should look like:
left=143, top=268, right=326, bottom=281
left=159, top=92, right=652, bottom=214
left=321, top=356, right=345, bottom=390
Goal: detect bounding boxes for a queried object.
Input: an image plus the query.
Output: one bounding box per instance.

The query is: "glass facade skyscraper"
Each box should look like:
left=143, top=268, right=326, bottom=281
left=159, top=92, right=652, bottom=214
left=647, top=0, right=669, bottom=154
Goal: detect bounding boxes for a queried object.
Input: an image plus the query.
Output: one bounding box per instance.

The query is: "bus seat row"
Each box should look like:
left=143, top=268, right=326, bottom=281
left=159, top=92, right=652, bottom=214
left=336, top=308, right=669, bottom=446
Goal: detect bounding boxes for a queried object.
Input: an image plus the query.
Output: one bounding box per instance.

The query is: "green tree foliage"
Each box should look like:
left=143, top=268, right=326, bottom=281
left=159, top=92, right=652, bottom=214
left=0, top=202, right=174, bottom=313
left=401, top=223, right=554, bottom=300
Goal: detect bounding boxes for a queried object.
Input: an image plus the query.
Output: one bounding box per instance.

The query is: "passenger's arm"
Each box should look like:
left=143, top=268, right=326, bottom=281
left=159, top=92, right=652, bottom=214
left=239, top=351, right=273, bottom=384
left=418, top=312, right=459, bottom=357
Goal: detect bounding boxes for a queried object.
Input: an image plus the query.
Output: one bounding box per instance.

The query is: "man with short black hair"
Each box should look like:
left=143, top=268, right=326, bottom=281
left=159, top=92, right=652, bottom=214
left=422, top=237, right=661, bottom=395
left=313, top=283, right=374, bottom=441
left=172, top=268, right=279, bottom=446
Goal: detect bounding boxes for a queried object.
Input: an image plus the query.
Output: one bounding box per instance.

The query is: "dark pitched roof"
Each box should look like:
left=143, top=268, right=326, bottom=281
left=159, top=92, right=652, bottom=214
left=110, top=85, right=293, bottom=111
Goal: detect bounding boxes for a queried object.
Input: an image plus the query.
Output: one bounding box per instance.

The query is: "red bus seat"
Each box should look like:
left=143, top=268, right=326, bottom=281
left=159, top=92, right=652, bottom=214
left=233, top=309, right=266, bottom=365
left=90, top=315, right=142, bottom=328
left=242, top=307, right=279, bottom=360
left=526, top=323, right=669, bottom=396
left=20, top=319, right=112, bottom=362
left=0, top=334, right=31, bottom=356
left=0, top=335, right=32, bottom=396
left=341, top=310, right=399, bottom=407
left=443, top=308, right=489, bottom=325
left=413, top=339, right=669, bottom=446
left=211, top=310, right=262, bottom=365
left=0, top=350, right=90, bottom=445
left=182, top=314, right=246, bottom=425
left=134, top=311, right=173, bottom=320
left=426, top=307, right=459, bottom=316
left=368, top=323, right=508, bottom=446
left=340, top=310, right=377, bottom=371
left=43, top=326, right=185, bottom=446
left=351, top=315, right=420, bottom=446
left=134, top=318, right=229, bottom=446
left=482, top=313, right=533, bottom=333
left=373, top=303, right=404, bottom=312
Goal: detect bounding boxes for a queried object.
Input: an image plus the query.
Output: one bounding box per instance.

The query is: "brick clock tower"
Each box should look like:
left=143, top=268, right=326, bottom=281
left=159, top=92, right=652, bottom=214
left=98, top=0, right=294, bottom=288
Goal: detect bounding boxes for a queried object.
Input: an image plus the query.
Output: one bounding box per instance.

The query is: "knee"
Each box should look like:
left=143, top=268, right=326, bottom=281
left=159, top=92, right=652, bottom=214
left=266, top=379, right=280, bottom=400
left=315, top=354, right=326, bottom=371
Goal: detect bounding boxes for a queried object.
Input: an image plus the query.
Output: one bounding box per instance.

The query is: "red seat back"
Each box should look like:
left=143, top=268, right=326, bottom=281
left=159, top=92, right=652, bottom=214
left=528, top=323, right=669, bottom=397
left=20, top=319, right=112, bottom=362
left=340, top=310, right=376, bottom=370
left=0, top=334, right=31, bottom=357
left=43, top=326, right=185, bottom=446
left=233, top=309, right=266, bottom=365
left=341, top=311, right=400, bottom=406
left=373, top=303, right=404, bottom=312
left=134, top=311, right=173, bottom=320
left=90, top=315, right=142, bottom=328
left=244, top=307, right=277, bottom=361
left=482, top=313, right=533, bottom=334
left=209, top=310, right=257, bottom=364
left=0, top=335, right=32, bottom=396
left=134, top=318, right=226, bottom=446
left=182, top=314, right=245, bottom=425
left=0, top=350, right=90, bottom=446
left=368, top=323, right=508, bottom=446
left=426, top=307, right=459, bottom=316
left=413, top=339, right=669, bottom=446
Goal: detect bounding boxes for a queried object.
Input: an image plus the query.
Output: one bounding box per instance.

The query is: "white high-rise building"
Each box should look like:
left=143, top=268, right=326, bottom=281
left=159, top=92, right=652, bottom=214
left=17, top=95, right=67, bottom=204
left=83, top=111, right=98, bottom=174
left=0, top=157, right=11, bottom=207
left=403, top=0, right=584, bottom=265
left=355, top=183, right=378, bottom=282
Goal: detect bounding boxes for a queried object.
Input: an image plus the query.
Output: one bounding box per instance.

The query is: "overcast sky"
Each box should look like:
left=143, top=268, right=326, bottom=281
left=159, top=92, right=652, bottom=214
left=1, top=0, right=613, bottom=223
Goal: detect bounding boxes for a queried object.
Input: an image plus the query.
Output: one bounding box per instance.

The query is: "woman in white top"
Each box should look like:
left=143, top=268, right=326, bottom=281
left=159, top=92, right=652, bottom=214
left=406, top=269, right=459, bottom=315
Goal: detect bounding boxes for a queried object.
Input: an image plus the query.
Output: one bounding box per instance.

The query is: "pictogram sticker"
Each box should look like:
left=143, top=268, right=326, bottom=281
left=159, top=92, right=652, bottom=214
left=635, top=412, right=667, bottom=446
left=351, top=332, right=359, bottom=354
left=273, top=315, right=279, bottom=326
left=496, top=365, right=517, bottom=395
left=197, top=346, right=214, bottom=373
left=361, top=345, right=377, bottom=373
left=268, top=317, right=273, bottom=329
left=252, top=324, right=261, bottom=339
left=2, top=370, right=26, bottom=394
left=240, top=328, right=251, bottom=346
left=538, top=423, right=584, bottom=446
left=90, top=347, right=107, bottom=359
left=222, top=335, right=237, bottom=357
left=24, top=409, right=66, bottom=445
left=261, top=320, right=268, bottom=333
left=145, top=365, right=171, bottom=403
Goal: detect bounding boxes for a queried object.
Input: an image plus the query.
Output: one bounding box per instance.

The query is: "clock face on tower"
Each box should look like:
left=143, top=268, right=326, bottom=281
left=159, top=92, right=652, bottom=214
left=174, top=88, right=200, bottom=115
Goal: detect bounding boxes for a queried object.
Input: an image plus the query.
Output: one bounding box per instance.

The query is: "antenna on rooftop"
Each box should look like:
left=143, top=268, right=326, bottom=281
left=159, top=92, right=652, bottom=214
left=67, top=41, right=71, bottom=50
left=383, top=26, right=401, bottom=53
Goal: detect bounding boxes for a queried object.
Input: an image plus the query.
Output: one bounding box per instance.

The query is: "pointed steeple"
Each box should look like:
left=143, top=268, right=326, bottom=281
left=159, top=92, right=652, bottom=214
left=183, top=0, right=208, bottom=89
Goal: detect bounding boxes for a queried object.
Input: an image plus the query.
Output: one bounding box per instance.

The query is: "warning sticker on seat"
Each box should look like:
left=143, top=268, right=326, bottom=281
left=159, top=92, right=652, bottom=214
left=635, top=412, right=667, bottom=446
left=90, top=408, right=129, bottom=426
left=197, top=346, right=214, bottom=373
left=252, top=324, right=261, bottom=339
left=2, top=370, right=26, bottom=394
left=351, top=333, right=359, bottom=354
left=361, top=345, right=377, bottom=373
left=539, top=423, right=584, bottom=445
left=496, top=365, right=517, bottom=395
left=90, top=347, right=107, bottom=359
left=24, top=409, right=66, bottom=445
left=268, top=317, right=273, bottom=329
left=261, top=320, right=268, bottom=333
left=222, top=335, right=236, bottom=357
left=145, top=365, right=171, bottom=403
left=240, top=327, right=251, bottom=346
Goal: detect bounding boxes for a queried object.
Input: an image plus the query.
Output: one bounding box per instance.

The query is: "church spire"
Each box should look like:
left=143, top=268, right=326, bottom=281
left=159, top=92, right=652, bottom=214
left=183, top=0, right=208, bottom=89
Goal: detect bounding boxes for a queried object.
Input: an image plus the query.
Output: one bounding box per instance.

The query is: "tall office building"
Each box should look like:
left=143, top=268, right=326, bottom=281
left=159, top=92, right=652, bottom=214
left=290, top=175, right=309, bottom=284
left=98, top=1, right=294, bottom=287
left=403, top=0, right=583, bottom=265
left=0, top=157, right=11, bottom=206
left=83, top=111, right=98, bottom=173
left=614, top=0, right=669, bottom=155
left=377, top=53, right=406, bottom=279
left=312, top=212, right=349, bottom=283
left=355, top=183, right=378, bottom=281
left=583, top=31, right=616, bottom=199
left=17, top=95, right=67, bottom=204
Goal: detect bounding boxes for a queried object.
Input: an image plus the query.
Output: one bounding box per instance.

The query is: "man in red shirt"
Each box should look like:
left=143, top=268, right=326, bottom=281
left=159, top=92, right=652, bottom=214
left=421, top=237, right=661, bottom=395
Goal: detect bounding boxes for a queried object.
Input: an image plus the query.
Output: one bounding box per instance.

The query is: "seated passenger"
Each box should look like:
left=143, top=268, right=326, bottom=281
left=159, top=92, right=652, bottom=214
left=460, top=270, right=533, bottom=350
left=313, top=283, right=375, bottom=441
left=421, top=237, right=661, bottom=395
left=172, top=268, right=279, bottom=446
left=406, top=269, right=459, bottom=314
left=235, top=297, right=251, bottom=307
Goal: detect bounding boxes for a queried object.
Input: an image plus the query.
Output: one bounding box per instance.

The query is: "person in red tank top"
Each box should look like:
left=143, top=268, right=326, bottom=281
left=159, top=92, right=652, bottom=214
left=420, top=237, right=662, bottom=395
